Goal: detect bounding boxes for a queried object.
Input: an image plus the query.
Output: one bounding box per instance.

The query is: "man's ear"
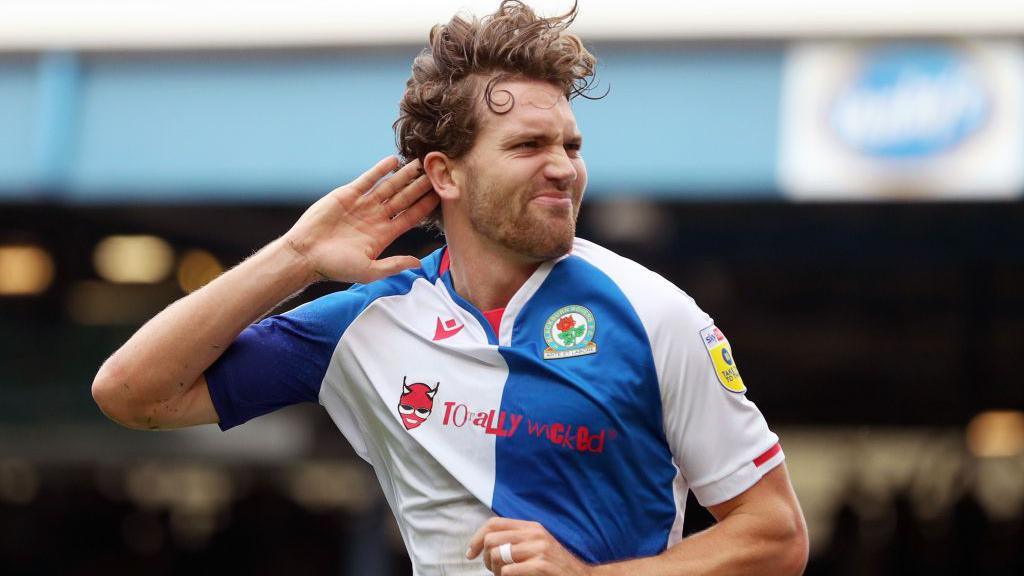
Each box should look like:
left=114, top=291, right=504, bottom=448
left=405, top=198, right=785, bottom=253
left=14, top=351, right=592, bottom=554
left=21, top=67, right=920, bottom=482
left=424, top=151, right=461, bottom=201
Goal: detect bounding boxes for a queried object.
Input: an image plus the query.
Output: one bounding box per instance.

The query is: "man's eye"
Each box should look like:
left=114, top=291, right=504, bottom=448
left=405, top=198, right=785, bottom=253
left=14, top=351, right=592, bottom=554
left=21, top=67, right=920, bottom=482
left=565, top=143, right=582, bottom=156
left=518, top=141, right=540, bottom=149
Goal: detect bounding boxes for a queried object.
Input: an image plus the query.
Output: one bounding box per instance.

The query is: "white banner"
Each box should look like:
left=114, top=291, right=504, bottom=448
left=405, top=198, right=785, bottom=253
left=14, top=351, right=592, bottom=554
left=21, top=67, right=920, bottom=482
left=779, top=41, right=1024, bottom=200
left=5, top=1, right=1024, bottom=50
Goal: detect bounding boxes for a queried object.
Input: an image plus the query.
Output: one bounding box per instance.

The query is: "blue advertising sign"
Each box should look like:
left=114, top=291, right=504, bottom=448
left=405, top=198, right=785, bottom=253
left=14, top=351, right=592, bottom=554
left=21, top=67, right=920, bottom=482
left=830, top=44, right=989, bottom=160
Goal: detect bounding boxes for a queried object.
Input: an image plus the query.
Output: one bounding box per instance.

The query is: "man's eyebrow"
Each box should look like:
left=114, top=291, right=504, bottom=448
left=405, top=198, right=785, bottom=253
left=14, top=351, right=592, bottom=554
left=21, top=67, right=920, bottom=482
left=500, top=131, right=549, bottom=143
left=500, top=131, right=584, bottom=144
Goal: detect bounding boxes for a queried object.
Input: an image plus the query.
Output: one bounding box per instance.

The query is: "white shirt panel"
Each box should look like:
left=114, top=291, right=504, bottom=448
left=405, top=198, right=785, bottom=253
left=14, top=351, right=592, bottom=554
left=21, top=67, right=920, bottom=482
left=320, top=277, right=507, bottom=575
left=570, top=239, right=782, bottom=508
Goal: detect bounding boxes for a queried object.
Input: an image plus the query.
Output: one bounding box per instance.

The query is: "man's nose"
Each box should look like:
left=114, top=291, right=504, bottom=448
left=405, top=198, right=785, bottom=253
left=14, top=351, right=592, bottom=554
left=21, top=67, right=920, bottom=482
left=544, top=149, right=578, bottom=190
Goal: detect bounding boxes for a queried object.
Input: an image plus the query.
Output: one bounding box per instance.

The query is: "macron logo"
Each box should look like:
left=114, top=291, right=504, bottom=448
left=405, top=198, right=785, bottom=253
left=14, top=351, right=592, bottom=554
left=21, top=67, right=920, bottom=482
left=433, top=317, right=464, bottom=341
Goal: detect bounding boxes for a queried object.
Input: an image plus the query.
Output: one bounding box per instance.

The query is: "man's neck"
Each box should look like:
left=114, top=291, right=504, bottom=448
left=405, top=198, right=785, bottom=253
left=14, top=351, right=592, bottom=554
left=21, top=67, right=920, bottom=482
left=444, top=230, right=543, bottom=312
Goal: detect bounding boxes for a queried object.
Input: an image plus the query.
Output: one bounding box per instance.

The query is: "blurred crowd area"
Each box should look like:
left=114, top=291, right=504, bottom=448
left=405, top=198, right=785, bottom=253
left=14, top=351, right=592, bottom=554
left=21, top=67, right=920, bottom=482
left=0, top=446, right=1022, bottom=575
left=3, top=1, right=1024, bottom=574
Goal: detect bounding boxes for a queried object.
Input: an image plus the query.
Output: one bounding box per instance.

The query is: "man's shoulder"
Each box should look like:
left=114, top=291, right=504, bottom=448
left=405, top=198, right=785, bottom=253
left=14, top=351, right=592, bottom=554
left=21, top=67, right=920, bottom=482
left=568, top=237, right=688, bottom=302
left=568, top=238, right=661, bottom=279
left=568, top=238, right=711, bottom=332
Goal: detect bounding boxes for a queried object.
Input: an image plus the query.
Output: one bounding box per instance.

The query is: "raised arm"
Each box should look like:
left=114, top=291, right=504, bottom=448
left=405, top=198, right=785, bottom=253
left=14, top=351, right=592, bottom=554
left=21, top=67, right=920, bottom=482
left=91, top=156, right=438, bottom=430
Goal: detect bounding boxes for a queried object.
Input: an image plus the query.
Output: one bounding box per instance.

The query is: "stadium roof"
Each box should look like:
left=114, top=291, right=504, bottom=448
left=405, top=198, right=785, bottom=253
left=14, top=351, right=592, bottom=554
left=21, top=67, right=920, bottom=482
left=2, top=0, right=1024, bottom=51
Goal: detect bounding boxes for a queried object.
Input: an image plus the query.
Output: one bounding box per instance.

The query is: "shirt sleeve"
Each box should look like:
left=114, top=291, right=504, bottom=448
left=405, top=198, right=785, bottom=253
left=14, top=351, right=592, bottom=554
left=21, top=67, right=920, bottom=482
left=655, top=297, right=783, bottom=507
left=205, top=288, right=369, bottom=431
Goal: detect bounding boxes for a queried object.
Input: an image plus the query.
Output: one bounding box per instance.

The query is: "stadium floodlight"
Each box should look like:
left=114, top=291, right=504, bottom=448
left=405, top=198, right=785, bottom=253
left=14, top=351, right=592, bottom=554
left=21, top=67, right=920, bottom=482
left=0, top=244, right=55, bottom=296
left=967, top=410, right=1024, bottom=458
left=176, top=249, right=224, bottom=294
left=93, top=235, right=174, bottom=284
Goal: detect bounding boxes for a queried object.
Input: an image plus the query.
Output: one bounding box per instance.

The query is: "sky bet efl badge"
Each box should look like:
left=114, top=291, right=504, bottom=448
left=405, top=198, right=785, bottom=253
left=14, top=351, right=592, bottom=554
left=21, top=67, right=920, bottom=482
left=543, top=305, right=597, bottom=360
left=700, top=324, right=746, bottom=393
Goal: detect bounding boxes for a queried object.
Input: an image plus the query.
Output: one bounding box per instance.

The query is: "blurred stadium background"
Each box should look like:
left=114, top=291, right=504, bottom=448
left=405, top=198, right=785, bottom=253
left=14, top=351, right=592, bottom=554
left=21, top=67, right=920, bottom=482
left=2, top=1, right=1023, bottom=574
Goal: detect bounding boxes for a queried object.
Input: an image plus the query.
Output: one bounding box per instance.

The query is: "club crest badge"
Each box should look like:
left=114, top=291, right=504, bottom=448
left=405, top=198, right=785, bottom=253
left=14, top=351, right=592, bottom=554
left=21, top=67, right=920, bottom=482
left=397, top=377, right=439, bottom=430
left=699, top=324, right=746, bottom=393
left=543, top=305, right=597, bottom=360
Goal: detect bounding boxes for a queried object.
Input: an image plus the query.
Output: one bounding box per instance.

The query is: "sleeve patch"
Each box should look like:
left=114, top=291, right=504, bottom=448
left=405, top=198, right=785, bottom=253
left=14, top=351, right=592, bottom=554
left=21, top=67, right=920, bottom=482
left=699, top=324, right=747, bottom=393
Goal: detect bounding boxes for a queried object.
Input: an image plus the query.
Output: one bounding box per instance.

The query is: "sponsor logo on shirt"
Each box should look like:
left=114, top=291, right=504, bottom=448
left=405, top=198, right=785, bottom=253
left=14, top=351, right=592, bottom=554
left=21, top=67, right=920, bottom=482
left=432, top=317, right=464, bottom=341
left=440, top=401, right=614, bottom=454
left=542, top=305, right=597, bottom=360
left=703, top=326, right=726, bottom=346
left=397, top=377, right=439, bottom=430
left=699, top=324, right=746, bottom=394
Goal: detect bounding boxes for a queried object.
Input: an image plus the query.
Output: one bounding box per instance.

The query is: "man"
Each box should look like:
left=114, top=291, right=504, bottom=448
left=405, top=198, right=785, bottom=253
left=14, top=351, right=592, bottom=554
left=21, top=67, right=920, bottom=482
left=92, top=2, right=808, bottom=574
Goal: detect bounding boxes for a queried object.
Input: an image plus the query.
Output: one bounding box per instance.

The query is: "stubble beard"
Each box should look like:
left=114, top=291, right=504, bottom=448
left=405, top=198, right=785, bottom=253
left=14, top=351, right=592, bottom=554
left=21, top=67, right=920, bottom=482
left=464, top=170, right=577, bottom=262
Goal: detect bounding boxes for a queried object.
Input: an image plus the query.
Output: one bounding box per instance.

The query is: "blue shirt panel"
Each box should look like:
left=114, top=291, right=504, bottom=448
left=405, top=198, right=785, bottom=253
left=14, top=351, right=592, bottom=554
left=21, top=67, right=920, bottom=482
left=491, top=255, right=678, bottom=564
left=205, top=249, right=443, bottom=430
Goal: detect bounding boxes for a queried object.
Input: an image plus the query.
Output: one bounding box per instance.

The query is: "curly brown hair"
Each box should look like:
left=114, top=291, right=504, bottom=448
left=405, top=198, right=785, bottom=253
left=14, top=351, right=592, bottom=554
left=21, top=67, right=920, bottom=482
left=393, top=0, right=599, bottom=230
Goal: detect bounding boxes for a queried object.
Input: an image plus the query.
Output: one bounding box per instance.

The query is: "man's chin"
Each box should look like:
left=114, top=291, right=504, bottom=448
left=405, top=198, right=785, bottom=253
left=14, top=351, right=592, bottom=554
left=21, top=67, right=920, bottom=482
left=482, top=216, right=575, bottom=262
left=526, top=232, right=574, bottom=261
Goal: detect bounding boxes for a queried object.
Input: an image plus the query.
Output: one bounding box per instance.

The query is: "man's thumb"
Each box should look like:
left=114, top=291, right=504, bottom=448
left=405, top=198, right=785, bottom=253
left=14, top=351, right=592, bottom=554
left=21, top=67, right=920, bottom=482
left=366, top=255, right=421, bottom=280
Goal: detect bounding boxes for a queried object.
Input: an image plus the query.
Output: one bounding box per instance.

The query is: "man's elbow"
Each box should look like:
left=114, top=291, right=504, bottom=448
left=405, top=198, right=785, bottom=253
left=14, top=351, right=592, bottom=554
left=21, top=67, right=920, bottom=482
left=777, top=504, right=809, bottom=575
left=91, top=360, right=146, bottom=429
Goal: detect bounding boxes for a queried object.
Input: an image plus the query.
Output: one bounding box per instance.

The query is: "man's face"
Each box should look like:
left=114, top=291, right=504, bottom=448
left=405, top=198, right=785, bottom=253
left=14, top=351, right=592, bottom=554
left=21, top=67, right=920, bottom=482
left=453, top=79, right=587, bottom=261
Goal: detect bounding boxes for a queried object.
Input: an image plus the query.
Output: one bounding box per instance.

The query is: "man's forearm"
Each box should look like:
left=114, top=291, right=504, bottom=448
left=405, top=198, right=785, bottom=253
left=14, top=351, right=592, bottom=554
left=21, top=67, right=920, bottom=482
left=92, top=157, right=436, bottom=428
left=468, top=466, right=807, bottom=576
left=92, top=237, right=315, bottom=420
left=594, top=514, right=805, bottom=576
left=592, top=466, right=808, bottom=576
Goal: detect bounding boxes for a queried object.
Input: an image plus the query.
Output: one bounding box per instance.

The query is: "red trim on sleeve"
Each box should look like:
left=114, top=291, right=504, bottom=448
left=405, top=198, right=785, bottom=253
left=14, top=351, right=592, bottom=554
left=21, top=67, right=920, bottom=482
left=753, top=443, right=781, bottom=467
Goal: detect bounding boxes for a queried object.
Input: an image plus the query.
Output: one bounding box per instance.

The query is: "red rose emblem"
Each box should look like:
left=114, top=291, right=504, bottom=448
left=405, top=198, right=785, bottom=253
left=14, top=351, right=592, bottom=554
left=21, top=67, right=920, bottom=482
left=556, top=315, right=576, bottom=332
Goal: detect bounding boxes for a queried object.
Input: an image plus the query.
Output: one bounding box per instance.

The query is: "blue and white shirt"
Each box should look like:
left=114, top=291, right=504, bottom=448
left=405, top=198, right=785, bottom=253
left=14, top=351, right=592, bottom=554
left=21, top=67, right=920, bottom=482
left=206, top=238, right=783, bottom=575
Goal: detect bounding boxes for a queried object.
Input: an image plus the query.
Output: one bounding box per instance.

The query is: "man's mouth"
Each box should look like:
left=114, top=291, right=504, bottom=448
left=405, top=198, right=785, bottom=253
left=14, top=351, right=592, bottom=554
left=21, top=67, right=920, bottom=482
left=530, top=192, right=573, bottom=208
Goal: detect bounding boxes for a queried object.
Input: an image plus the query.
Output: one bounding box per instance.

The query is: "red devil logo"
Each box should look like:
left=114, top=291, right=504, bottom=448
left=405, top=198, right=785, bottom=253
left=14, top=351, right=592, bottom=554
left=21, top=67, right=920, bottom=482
left=398, top=377, right=439, bottom=430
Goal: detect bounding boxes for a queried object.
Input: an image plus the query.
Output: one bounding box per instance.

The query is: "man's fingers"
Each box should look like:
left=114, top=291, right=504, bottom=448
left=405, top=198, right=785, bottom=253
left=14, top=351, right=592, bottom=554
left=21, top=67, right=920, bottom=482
left=350, top=155, right=401, bottom=194
left=386, top=173, right=433, bottom=214
left=467, top=520, right=495, bottom=559
left=365, top=255, right=422, bottom=281
left=467, top=518, right=536, bottom=559
left=367, top=158, right=424, bottom=204
left=500, top=558, right=545, bottom=576
left=482, top=530, right=531, bottom=551
left=389, top=190, right=440, bottom=233
left=480, top=530, right=526, bottom=573
left=467, top=519, right=578, bottom=576
left=487, top=537, right=548, bottom=575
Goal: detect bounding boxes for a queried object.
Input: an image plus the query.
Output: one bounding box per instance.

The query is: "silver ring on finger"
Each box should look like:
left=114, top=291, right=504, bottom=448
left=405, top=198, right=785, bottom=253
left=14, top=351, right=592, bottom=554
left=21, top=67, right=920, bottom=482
left=499, top=542, right=515, bottom=564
